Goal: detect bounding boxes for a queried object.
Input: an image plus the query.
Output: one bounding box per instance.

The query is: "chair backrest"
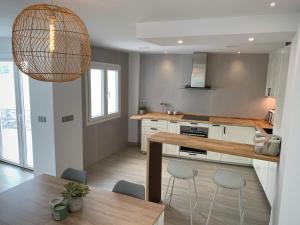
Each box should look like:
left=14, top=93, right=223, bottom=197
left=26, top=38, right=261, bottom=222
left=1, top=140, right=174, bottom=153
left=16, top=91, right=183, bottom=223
left=61, top=168, right=87, bottom=184
left=112, top=180, right=145, bottom=200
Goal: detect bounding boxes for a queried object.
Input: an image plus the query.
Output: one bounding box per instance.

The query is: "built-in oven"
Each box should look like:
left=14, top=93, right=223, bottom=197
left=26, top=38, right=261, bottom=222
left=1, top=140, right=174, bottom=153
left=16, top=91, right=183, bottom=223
left=180, top=124, right=208, bottom=157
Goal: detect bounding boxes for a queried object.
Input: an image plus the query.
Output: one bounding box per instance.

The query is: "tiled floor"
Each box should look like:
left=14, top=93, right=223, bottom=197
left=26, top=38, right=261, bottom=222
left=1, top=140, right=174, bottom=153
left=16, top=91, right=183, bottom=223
left=0, top=148, right=271, bottom=225
left=0, top=162, right=34, bottom=193
left=87, top=147, right=271, bottom=225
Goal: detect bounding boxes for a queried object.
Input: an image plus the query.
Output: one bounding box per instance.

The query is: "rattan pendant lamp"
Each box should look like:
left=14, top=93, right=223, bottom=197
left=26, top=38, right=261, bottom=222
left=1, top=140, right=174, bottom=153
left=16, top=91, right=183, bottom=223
left=12, top=3, right=91, bottom=82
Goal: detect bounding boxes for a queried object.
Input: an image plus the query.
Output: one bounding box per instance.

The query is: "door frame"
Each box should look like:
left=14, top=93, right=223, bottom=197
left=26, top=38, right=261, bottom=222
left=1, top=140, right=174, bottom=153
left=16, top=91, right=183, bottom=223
left=0, top=58, right=33, bottom=170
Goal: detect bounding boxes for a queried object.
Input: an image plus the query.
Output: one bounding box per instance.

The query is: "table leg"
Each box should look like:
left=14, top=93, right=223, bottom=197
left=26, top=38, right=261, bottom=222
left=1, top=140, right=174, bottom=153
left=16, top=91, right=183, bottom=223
left=146, top=141, right=162, bottom=203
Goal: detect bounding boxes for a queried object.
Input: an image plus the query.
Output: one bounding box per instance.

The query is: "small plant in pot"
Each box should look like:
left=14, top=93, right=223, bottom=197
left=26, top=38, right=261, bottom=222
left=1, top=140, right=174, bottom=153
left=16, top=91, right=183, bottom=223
left=61, top=182, right=90, bottom=212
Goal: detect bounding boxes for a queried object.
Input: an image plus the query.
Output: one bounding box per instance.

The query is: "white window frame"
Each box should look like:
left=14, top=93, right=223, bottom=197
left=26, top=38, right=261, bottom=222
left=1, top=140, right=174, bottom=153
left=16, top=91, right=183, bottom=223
left=86, top=62, right=121, bottom=126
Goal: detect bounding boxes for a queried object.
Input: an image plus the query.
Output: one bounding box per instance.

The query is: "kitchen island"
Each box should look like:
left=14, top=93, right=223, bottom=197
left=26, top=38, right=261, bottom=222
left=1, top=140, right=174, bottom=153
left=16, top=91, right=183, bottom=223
left=146, top=132, right=279, bottom=203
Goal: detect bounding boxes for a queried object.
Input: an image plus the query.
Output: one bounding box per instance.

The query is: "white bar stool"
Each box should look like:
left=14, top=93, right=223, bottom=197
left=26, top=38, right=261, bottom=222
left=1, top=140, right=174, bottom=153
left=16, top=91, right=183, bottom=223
left=206, top=169, right=246, bottom=225
left=163, top=160, right=199, bottom=225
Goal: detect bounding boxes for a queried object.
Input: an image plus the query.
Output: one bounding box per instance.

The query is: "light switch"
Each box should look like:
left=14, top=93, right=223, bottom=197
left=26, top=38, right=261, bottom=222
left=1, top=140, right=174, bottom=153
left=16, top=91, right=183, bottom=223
left=38, top=116, right=47, bottom=123
left=62, top=115, right=74, bottom=123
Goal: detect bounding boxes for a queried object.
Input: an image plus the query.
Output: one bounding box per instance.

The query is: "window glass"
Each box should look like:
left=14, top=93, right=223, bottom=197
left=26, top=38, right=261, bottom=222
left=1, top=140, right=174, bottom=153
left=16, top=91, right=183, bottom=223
left=107, top=70, right=119, bottom=114
left=90, top=69, right=104, bottom=118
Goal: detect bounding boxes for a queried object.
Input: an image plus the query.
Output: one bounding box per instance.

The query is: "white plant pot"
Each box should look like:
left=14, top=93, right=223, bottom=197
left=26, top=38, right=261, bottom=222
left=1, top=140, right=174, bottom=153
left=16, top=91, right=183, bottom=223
left=68, top=197, right=83, bottom=212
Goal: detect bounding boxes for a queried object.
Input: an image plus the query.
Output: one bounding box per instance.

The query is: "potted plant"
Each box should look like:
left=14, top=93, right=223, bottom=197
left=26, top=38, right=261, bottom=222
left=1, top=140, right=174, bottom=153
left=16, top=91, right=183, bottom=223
left=61, top=182, right=90, bottom=212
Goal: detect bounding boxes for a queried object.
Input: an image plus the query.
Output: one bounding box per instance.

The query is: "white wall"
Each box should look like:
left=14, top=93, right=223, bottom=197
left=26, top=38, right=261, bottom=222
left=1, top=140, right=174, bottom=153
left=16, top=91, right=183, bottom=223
left=272, top=15, right=300, bottom=225
left=30, top=80, right=57, bottom=176
left=0, top=37, right=12, bottom=58
left=128, top=53, right=140, bottom=143
left=31, top=79, right=84, bottom=177
left=53, top=80, right=83, bottom=176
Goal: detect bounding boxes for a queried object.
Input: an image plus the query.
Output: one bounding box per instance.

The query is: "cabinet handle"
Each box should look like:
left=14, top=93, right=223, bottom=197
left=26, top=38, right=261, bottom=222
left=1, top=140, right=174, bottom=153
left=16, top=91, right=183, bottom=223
left=223, top=126, right=226, bottom=134
left=212, top=124, right=220, bottom=127
left=170, top=121, right=177, bottom=124
left=150, top=128, right=158, bottom=130
left=151, top=119, right=158, bottom=122
left=190, top=122, right=198, bottom=125
left=267, top=88, right=272, bottom=96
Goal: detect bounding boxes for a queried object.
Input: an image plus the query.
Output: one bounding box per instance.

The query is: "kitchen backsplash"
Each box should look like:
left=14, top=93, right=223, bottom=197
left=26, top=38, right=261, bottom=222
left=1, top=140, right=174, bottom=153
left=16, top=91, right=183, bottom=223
left=140, top=53, right=274, bottom=119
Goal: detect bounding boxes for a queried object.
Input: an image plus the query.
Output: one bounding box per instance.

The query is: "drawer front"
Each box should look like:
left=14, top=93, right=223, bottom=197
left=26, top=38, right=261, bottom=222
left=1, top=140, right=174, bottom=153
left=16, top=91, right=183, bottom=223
left=166, top=144, right=179, bottom=156
left=207, top=152, right=222, bottom=160
left=180, top=121, right=209, bottom=128
left=220, top=154, right=252, bottom=164
left=179, top=151, right=207, bottom=159
left=144, top=126, right=167, bottom=134
left=143, top=119, right=168, bottom=129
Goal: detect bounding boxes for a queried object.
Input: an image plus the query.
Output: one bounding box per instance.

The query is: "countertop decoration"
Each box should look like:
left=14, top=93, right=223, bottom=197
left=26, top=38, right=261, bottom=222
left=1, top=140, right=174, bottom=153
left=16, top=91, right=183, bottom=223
left=12, top=4, right=91, bottom=82
left=61, top=182, right=90, bottom=212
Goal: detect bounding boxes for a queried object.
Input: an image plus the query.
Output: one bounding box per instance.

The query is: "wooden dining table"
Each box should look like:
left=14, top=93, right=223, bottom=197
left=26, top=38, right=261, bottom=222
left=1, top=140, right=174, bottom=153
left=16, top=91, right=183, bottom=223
left=0, top=174, right=164, bottom=225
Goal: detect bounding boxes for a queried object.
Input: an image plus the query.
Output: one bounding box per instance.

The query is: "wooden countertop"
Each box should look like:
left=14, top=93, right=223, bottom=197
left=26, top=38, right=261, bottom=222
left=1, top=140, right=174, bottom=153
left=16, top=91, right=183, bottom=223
left=130, top=112, right=272, bottom=132
left=0, top=175, right=164, bottom=225
left=148, top=132, right=279, bottom=163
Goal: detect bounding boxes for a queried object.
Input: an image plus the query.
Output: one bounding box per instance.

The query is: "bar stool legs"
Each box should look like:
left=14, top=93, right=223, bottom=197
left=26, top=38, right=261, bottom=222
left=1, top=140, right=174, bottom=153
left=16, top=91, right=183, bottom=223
left=239, top=189, right=245, bottom=225
left=188, top=180, right=193, bottom=225
left=169, top=177, right=175, bottom=205
left=205, top=170, right=246, bottom=225
left=205, top=187, right=245, bottom=225
left=163, top=176, right=198, bottom=225
left=163, top=176, right=172, bottom=204
left=205, top=187, right=218, bottom=225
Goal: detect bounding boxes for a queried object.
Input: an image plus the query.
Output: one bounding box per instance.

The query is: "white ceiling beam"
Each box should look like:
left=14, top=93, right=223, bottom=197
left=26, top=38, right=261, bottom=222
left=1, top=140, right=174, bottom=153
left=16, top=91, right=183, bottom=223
left=136, top=13, right=299, bottom=39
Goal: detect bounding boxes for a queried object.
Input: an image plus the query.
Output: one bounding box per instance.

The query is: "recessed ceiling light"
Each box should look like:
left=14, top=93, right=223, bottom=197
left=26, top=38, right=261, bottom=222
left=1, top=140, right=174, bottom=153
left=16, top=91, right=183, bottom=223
left=248, top=37, right=255, bottom=42
left=237, top=51, right=241, bottom=54
left=270, top=2, right=276, bottom=7
left=177, top=40, right=183, bottom=44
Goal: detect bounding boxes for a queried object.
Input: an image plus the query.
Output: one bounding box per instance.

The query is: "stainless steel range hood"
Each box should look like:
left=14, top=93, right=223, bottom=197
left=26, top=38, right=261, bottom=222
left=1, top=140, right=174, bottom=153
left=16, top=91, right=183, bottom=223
left=185, top=52, right=211, bottom=89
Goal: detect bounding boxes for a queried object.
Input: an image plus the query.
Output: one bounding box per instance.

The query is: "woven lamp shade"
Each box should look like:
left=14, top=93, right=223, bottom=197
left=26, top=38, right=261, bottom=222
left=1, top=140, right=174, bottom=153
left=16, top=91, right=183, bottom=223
left=12, top=4, right=91, bottom=82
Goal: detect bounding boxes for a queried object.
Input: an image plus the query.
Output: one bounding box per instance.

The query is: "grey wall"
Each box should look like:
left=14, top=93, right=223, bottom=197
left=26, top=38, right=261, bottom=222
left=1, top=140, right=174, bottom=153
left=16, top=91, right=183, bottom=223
left=82, top=47, right=128, bottom=168
left=140, top=53, right=273, bottom=119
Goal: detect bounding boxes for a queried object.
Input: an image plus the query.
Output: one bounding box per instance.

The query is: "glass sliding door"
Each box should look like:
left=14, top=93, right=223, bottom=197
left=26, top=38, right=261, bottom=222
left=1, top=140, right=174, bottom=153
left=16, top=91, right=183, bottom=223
left=0, top=61, right=33, bottom=169
left=0, top=61, right=20, bottom=164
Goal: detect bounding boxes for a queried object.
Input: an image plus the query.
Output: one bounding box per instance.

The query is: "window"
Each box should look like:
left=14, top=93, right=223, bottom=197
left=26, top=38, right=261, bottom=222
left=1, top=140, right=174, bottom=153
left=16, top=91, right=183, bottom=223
left=86, top=62, right=121, bottom=125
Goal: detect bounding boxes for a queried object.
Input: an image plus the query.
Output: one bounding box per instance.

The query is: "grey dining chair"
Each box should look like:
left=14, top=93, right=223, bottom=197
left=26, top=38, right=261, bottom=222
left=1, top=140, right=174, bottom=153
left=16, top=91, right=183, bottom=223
left=61, top=168, right=88, bottom=184
left=112, top=180, right=145, bottom=200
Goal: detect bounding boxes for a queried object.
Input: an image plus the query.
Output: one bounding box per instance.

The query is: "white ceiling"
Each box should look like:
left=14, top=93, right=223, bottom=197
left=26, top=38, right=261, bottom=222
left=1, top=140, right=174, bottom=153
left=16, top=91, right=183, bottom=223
left=0, top=0, right=300, bottom=53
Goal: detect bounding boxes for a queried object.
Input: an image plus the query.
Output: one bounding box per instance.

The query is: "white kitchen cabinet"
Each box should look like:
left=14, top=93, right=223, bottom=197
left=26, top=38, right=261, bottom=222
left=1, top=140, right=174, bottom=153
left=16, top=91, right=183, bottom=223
left=266, top=162, right=278, bottom=206
left=219, top=125, right=255, bottom=165
left=221, top=125, right=256, bottom=145
left=207, top=124, right=255, bottom=165
left=207, top=124, right=222, bottom=160
left=141, top=119, right=167, bottom=153
left=253, top=158, right=278, bottom=207
left=265, top=46, right=291, bottom=99
left=165, top=121, right=180, bottom=156
left=253, top=159, right=269, bottom=191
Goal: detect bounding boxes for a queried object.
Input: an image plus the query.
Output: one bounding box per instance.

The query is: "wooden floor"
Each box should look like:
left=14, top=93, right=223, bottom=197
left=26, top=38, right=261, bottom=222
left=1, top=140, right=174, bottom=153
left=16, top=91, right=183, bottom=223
left=0, top=148, right=271, bottom=225
left=0, top=162, right=34, bottom=193
left=87, top=148, right=271, bottom=225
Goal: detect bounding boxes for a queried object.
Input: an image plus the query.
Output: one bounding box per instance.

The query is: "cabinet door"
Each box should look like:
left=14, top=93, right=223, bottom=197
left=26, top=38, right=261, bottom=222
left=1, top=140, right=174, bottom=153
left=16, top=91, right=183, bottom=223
left=222, top=125, right=255, bottom=144
left=265, top=52, right=275, bottom=96
left=166, top=121, right=180, bottom=156
left=220, top=125, right=255, bottom=164
left=207, top=124, right=222, bottom=160
left=266, top=162, right=278, bottom=206
left=271, top=51, right=282, bottom=98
